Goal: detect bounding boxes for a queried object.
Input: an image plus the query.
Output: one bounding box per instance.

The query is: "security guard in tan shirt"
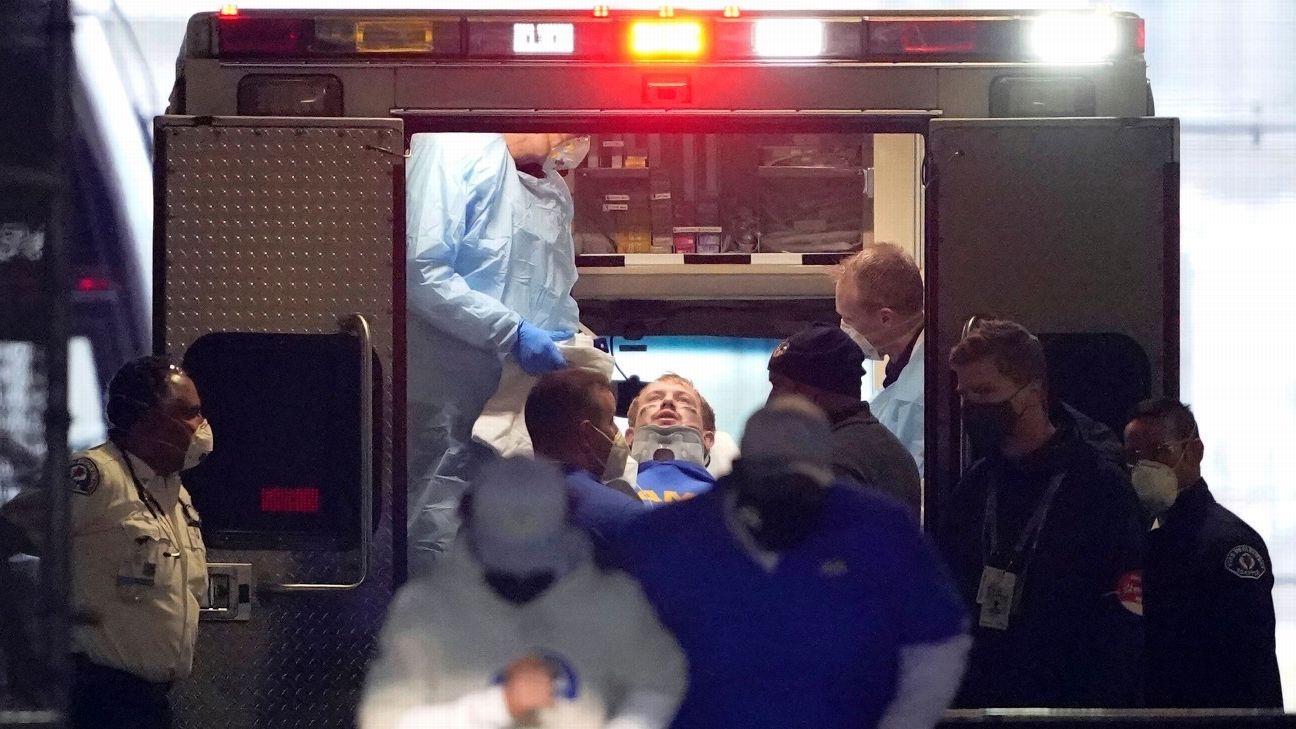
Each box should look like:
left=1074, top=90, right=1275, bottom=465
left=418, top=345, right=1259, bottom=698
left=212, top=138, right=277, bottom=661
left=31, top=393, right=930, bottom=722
left=2, top=356, right=210, bottom=729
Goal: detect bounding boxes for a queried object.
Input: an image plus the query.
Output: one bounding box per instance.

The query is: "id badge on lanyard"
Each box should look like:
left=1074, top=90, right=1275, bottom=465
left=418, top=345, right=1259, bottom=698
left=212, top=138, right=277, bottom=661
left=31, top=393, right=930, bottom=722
left=976, top=567, right=1018, bottom=631
left=977, top=473, right=1066, bottom=631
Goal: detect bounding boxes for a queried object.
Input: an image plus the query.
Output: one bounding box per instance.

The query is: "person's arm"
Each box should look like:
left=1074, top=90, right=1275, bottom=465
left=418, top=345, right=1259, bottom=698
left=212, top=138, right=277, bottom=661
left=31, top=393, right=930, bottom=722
left=605, top=690, right=680, bottom=729
left=389, top=688, right=514, bottom=729
left=405, top=134, right=522, bottom=352
left=877, top=634, right=972, bottom=729
left=1, top=455, right=111, bottom=554
left=1202, top=537, right=1283, bottom=707
left=889, top=398, right=924, bottom=472
left=884, top=507, right=970, bottom=728
left=358, top=586, right=440, bottom=729
left=361, top=583, right=559, bottom=729
left=1082, top=469, right=1146, bottom=707
left=605, top=576, right=688, bottom=729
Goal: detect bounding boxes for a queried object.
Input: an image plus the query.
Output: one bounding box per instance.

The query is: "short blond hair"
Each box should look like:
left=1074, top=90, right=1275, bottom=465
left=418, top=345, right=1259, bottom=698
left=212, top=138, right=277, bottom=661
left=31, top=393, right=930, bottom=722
left=626, top=374, right=716, bottom=431
left=836, top=243, right=924, bottom=315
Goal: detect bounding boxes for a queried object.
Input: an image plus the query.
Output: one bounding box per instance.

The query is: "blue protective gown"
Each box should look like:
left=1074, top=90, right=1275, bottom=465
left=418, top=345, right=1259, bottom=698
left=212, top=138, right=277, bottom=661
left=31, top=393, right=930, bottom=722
left=406, top=133, right=580, bottom=575
left=870, top=333, right=924, bottom=472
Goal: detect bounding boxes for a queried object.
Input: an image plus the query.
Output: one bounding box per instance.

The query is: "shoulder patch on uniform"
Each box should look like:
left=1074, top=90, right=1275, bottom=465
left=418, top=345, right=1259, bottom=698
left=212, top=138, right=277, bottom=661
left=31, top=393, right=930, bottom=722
left=1225, top=544, right=1267, bottom=579
left=68, top=457, right=100, bottom=496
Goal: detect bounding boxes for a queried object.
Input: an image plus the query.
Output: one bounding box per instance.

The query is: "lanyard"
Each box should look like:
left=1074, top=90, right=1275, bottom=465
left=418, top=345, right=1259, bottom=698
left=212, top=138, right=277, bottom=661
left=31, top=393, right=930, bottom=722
left=982, top=472, right=1066, bottom=574
left=118, top=445, right=168, bottom=522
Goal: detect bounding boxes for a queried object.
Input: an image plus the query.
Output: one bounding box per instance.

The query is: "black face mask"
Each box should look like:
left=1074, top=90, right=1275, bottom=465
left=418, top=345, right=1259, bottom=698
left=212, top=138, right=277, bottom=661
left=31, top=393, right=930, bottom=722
left=483, top=571, right=556, bottom=605
left=962, top=397, right=1021, bottom=453
left=730, top=465, right=829, bottom=552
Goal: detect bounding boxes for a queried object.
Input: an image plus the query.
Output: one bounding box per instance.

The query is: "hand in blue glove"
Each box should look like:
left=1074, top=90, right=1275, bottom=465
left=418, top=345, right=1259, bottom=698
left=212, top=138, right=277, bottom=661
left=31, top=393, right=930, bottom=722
left=513, top=321, right=571, bottom=375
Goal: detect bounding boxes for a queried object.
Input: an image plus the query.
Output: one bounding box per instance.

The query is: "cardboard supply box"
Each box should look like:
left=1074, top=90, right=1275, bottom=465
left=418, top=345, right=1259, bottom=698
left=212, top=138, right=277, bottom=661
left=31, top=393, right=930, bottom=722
left=672, top=227, right=699, bottom=253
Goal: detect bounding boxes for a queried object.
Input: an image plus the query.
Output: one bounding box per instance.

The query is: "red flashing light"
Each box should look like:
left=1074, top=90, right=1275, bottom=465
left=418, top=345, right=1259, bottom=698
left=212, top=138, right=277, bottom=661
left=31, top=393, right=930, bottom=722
left=593, top=5, right=610, bottom=18
left=260, top=487, right=321, bottom=514
left=722, top=5, right=741, bottom=18
left=219, top=4, right=239, bottom=17
left=1135, top=18, right=1146, bottom=54
left=75, top=276, right=112, bottom=292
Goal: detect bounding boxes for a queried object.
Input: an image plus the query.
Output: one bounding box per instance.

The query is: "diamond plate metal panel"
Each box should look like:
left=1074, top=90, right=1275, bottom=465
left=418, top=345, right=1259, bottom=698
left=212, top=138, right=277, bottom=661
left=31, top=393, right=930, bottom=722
left=156, top=117, right=403, bottom=729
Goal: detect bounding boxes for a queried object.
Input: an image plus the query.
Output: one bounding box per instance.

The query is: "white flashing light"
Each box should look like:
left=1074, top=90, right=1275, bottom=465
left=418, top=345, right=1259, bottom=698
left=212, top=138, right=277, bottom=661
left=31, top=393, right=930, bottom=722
left=1029, top=13, right=1120, bottom=64
left=513, top=23, right=575, bottom=54
left=753, top=19, right=824, bottom=58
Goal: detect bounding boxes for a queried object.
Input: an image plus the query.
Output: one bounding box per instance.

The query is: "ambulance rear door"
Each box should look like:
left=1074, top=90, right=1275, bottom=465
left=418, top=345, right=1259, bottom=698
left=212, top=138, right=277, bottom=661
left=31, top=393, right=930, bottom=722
left=925, top=117, right=1179, bottom=522
left=155, top=115, right=403, bottom=727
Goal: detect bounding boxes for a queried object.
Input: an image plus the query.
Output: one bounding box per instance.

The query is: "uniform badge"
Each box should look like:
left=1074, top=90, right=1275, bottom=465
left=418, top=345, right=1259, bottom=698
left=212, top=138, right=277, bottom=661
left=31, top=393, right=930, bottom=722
left=1225, top=545, right=1267, bottom=579
left=1116, top=570, right=1143, bottom=616
left=68, top=457, right=100, bottom=496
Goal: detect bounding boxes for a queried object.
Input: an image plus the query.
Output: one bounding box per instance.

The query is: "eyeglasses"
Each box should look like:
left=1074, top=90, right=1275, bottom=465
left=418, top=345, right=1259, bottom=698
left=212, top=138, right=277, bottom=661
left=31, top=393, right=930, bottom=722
left=1123, top=437, right=1196, bottom=467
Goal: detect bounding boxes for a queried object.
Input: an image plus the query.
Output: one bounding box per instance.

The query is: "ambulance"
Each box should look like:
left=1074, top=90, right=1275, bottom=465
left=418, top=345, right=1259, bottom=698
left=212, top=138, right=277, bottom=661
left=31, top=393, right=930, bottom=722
left=153, top=6, right=1177, bottom=725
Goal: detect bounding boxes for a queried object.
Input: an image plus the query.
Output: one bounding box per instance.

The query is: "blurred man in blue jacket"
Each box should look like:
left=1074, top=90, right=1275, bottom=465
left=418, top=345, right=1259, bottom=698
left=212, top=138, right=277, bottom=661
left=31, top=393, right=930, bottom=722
left=611, top=397, right=969, bottom=729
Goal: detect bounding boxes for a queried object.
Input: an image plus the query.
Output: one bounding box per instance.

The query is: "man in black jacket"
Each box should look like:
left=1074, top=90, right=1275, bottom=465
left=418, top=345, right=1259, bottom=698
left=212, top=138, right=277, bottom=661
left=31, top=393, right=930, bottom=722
left=938, top=319, right=1145, bottom=708
left=767, top=323, right=921, bottom=516
left=1126, top=398, right=1282, bottom=708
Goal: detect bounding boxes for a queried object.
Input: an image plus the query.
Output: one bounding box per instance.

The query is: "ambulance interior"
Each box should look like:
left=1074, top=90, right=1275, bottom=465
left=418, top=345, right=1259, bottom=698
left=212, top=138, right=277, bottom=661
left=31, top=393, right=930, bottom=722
left=409, top=128, right=927, bottom=438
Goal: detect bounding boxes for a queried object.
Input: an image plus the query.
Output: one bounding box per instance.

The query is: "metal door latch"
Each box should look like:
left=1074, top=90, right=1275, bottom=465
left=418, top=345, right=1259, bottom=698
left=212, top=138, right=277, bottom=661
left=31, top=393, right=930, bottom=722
left=200, top=563, right=253, bottom=621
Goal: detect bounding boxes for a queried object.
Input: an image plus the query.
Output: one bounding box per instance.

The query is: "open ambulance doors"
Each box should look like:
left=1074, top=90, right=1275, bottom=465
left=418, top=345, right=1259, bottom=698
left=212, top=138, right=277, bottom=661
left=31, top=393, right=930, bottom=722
left=153, top=111, right=1177, bottom=725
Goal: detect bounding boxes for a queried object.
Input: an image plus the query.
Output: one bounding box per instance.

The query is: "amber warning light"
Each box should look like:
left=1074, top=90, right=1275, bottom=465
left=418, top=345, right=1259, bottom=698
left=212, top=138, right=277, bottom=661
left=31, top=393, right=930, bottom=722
left=630, top=20, right=705, bottom=59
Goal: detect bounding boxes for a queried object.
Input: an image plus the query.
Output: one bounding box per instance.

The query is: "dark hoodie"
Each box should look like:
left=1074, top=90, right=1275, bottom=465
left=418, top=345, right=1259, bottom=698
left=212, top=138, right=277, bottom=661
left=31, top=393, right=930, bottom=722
left=937, top=404, right=1146, bottom=708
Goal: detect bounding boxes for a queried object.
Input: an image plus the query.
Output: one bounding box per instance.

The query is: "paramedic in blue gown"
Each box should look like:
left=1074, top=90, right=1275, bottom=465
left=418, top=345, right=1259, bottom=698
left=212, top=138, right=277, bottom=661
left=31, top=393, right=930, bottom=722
left=406, top=132, right=588, bottom=574
left=610, top=397, right=969, bottom=729
left=835, top=243, right=927, bottom=472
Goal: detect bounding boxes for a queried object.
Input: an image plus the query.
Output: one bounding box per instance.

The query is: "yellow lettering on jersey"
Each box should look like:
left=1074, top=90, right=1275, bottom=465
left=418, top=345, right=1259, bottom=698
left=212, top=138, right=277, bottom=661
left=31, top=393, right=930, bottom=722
left=638, top=490, right=662, bottom=503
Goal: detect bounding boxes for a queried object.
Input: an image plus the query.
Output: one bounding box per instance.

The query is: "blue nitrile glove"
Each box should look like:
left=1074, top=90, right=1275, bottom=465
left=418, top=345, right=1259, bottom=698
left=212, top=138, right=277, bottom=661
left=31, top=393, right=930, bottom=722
left=513, top=321, right=571, bottom=375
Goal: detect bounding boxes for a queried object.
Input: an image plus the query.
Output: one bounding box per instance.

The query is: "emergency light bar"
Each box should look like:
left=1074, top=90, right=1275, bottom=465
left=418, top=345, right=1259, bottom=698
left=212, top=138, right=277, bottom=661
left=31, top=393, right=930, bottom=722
left=753, top=19, right=824, bottom=58
left=211, top=10, right=1144, bottom=64
left=514, top=23, right=575, bottom=54
left=630, top=20, right=705, bottom=59
left=1029, top=13, right=1121, bottom=63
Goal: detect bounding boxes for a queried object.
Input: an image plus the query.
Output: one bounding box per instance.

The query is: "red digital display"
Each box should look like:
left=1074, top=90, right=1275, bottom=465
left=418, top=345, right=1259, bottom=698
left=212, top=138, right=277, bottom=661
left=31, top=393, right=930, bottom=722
left=75, top=276, right=112, bottom=291
left=260, top=487, right=321, bottom=514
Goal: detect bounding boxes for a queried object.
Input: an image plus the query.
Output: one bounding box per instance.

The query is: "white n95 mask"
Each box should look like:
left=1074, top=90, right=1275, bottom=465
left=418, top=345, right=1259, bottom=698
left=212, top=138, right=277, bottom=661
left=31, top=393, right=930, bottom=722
left=1131, top=459, right=1179, bottom=517
left=549, top=135, right=591, bottom=171
left=587, top=424, right=631, bottom=483
left=184, top=420, right=215, bottom=471
left=630, top=424, right=707, bottom=466
left=840, top=322, right=882, bottom=361
left=601, top=431, right=631, bottom=483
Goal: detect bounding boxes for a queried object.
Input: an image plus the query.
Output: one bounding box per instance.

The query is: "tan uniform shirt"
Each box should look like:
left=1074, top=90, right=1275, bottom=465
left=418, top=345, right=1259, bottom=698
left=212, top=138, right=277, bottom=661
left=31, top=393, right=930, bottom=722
left=2, top=441, right=208, bottom=682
